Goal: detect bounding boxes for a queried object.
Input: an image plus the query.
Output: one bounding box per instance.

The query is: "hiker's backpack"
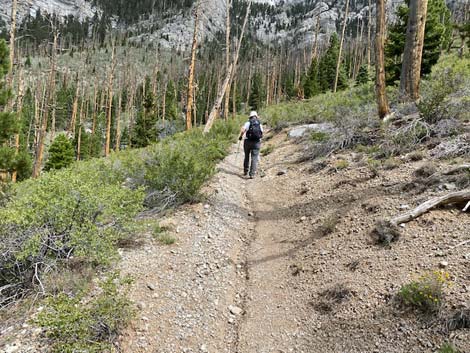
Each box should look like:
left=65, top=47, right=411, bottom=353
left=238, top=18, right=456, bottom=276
left=246, top=119, right=263, bottom=141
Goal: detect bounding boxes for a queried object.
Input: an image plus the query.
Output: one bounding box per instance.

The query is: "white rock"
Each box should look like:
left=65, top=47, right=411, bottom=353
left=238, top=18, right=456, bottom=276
left=228, top=305, right=243, bottom=316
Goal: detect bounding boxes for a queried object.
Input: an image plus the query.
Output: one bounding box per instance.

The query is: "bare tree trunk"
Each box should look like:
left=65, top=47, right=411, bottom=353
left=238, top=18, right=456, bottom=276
left=223, top=0, right=232, bottom=121
left=105, top=42, right=116, bottom=157
left=76, top=86, right=85, bottom=161
left=375, top=0, right=390, bottom=119
left=204, top=0, right=252, bottom=133
left=185, top=1, right=201, bottom=130
left=69, top=79, right=80, bottom=136
left=6, top=0, right=17, bottom=93
left=32, top=31, right=58, bottom=178
left=115, top=88, right=122, bottom=151
left=11, top=67, right=24, bottom=182
left=334, top=0, right=349, bottom=92
left=399, top=0, right=429, bottom=102
left=367, top=0, right=372, bottom=71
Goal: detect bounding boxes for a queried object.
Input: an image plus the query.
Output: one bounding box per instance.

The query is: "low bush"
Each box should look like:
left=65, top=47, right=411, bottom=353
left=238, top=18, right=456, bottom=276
left=262, top=84, right=376, bottom=129
left=439, top=343, right=460, bottom=353
left=0, top=120, right=238, bottom=307
left=261, top=145, right=274, bottom=156
left=419, top=54, right=470, bottom=124
left=154, top=233, right=176, bottom=245
left=397, top=270, right=451, bottom=314
left=36, top=274, right=134, bottom=353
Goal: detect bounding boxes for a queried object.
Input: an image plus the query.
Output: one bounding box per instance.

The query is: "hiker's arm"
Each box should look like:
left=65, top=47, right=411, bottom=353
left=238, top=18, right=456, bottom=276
left=239, top=127, right=246, bottom=141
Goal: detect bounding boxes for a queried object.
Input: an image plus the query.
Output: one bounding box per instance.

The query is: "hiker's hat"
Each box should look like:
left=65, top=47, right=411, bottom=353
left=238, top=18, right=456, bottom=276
left=249, top=111, right=258, bottom=118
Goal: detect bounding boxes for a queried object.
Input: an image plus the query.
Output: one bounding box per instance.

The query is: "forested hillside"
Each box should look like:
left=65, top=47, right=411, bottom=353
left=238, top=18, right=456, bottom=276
left=0, top=0, right=469, bottom=352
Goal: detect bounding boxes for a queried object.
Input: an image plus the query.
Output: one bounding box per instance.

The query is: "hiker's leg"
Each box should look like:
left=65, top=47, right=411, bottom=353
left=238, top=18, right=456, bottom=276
left=243, top=140, right=250, bottom=175
left=249, top=142, right=261, bottom=177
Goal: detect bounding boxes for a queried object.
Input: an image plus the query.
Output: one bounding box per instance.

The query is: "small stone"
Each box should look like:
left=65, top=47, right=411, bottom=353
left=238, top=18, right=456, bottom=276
left=228, top=305, right=243, bottom=316
left=277, top=170, right=287, bottom=176
left=204, top=204, right=210, bottom=210
left=439, top=261, right=448, bottom=268
left=248, top=212, right=254, bottom=217
left=200, top=344, right=208, bottom=352
left=299, top=216, right=307, bottom=222
left=147, top=284, right=156, bottom=291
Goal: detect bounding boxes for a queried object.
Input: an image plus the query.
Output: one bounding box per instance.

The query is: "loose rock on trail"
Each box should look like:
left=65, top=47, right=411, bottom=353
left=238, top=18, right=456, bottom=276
left=119, top=130, right=469, bottom=353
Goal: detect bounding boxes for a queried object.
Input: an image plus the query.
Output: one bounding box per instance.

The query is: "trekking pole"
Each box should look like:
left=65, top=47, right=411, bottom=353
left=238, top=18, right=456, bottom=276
left=236, top=140, right=241, bottom=161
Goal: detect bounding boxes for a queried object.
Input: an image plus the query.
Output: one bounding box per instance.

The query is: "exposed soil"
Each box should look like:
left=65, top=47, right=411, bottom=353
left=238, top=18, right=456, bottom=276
left=118, top=129, right=469, bottom=353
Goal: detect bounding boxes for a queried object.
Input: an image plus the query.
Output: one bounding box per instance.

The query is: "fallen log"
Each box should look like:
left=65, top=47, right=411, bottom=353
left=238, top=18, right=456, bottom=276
left=390, top=189, right=470, bottom=226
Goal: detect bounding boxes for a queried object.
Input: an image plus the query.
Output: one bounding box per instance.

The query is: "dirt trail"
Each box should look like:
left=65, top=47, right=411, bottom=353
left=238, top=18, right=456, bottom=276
left=119, top=136, right=307, bottom=353
left=120, top=131, right=470, bottom=353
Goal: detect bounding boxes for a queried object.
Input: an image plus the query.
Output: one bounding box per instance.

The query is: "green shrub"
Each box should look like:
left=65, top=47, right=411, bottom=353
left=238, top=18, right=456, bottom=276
left=261, top=145, right=274, bottom=156
left=262, top=84, right=375, bottom=129
left=0, top=119, right=238, bottom=306
left=44, top=134, right=75, bottom=171
left=154, top=233, right=176, bottom=245
left=418, top=54, right=470, bottom=124
left=439, top=343, right=460, bottom=353
left=36, top=274, right=134, bottom=353
left=334, top=159, right=349, bottom=170
left=383, top=157, right=402, bottom=170
left=310, top=131, right=330, bottom=143
left=397, top=271, right=451, bottom=313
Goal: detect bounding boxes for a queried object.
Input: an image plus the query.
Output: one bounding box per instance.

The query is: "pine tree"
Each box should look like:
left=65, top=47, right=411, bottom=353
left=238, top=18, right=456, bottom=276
left=44, top=134, right=75, bottom=171
left=385, top=0, right=451, bottom=85
left=165, top=80, right=178, bottom=121
left=249, top=72, right=264, bottom=110
left=303, top=58, right=320, bottom=98
left=356, top=65, right=370, bottom=85
left=319, top=34, right=348, bottom=92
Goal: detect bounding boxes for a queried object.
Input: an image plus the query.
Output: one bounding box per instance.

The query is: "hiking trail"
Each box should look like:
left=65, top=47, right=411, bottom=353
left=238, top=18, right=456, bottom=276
left=119, top=131, right=469, bottom=353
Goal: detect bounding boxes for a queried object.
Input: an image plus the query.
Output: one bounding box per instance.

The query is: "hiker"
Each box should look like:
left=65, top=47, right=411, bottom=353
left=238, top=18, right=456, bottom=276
left=238, top=111, right=264, bottom=179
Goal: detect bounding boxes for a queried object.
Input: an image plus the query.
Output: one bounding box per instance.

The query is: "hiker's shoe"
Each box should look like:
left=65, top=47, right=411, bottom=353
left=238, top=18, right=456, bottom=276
left=249, top=175, right=254, bottom=179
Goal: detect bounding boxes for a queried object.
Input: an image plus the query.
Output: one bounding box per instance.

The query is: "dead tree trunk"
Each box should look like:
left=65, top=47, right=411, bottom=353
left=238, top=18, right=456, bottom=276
left=185, top=1, right=201, bottom=131
left=11, top=67, right=24, bottom=182
left=223, top=0, right=232, bottom=121
left=399, top=0, right=429, bottom=101
left=105, top=42, right=116, bottom=157
left=367, top=0, right=372, bottom=71
left=375, top=0, right=390, bottom=119
left=32, top=31, right=58, bottom=178
left=390, top=189, right=470, bottom=226
left=334, top=0, right=349, bottom=93
left=6, top=0, right=17, bottom=93
left=115, top=88, right=122, bottom=151
left=204, top=0, right=252, bottom=133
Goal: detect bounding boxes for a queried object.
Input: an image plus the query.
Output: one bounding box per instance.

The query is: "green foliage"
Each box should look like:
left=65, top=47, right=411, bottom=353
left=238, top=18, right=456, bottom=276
left=263, top=83, right=375, bottom=129
left=143, top=120, right=238, bottom=207
left=249, top=72, right=265, bottom=110
left=310, top=131, right=330, bottom=143
left=385, top=0, right=452, bottom=84
left=260, top=144, right=274, bottom=156
left=154, top=232, right=176, bottom=245
left=398, top=271, right=451, bottom=314
left=439, top=343, right=460, bottom=353
left=355, top=65, right=370, bottom=85
left=36, top=274, right=134, bottom=353
left=303, top=58, right=320, bottom=98
left=318, top=34, right=348, bottom=92
left=44, top=134, right=76, bottom=171
left=165, top=80, right=178, bottom=121
left=334, top=159, right=349, bottom=170
left=418, top=54, right=470, bottom=123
